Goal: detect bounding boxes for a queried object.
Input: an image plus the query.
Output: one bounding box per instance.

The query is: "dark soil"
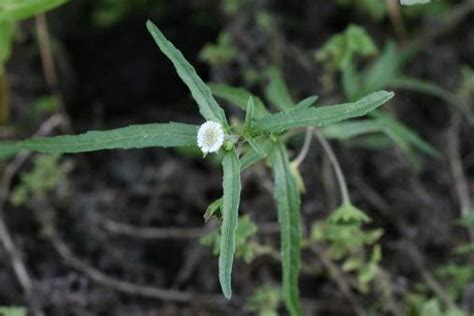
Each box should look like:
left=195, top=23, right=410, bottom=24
left=1, top=0, right=473, bottom=315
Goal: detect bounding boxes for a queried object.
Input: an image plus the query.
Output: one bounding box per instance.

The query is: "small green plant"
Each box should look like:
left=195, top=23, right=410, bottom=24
left=11, top=154, right=71, bottom=206
left=0, top=20, right=394, bottom=315
left=246, top=284, right=281, bottom=316
left=0, top=0, right=68, bottom=123
left=199, top=32, right=237, bottom=67
left=0, top=306, right=26, bottom=316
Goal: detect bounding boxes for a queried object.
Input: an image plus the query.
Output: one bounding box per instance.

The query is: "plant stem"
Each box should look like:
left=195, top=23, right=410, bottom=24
left=313, top=129, right=351, bottom=205
left=292, top=127, right=313, bottom=167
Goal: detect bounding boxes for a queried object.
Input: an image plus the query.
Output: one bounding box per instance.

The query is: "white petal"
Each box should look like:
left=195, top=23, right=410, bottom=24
left=197, top=121, right=225, bottom=153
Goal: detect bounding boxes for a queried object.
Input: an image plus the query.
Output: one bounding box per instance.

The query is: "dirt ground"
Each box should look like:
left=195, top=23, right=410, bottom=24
left=1, top=0, right=473, bottom=315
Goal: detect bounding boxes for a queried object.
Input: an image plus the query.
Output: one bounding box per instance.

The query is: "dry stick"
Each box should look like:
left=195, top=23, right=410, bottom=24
left=402, top=241, right=457, bottom=309
left=422, top=0, right=474, bottom=44
left=311, top=245, right=365, bottom=316
left=35, top=14, right=73, bottom=134
left=49, top=232, right=238, bottom=306
left=447, top=114, right=474, bottom=242
left=0, top=114, right=63, bottom=316
left=99, top=216, right=281, bottom=240
left=386, top=0, right=407, bottom=41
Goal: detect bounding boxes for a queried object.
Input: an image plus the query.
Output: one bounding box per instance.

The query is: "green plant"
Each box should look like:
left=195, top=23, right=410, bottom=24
left=0, top=0, right=68, bottom=123
left=0, top=306, right=26, bottom=316
left=246, top=284, right=281, bottom=316
left=11, top=154, right=71, bottom=206
left=0, top=20, right=394, bottom=315
left=199, top=32, right=237, bottom=67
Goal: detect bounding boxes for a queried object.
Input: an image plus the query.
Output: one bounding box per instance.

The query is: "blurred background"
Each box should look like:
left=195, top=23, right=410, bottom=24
left=0, top=0, right=473, bottom=315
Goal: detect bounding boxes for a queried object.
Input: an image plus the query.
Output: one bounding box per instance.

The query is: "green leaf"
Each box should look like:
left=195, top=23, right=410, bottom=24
left=199, top=32, right=236, bottom=67
left=293, top=95, right=318, bottom=111
left=0, top=123, right=198, bottom=157
left=270, top=142, right=302, bottom=316
left=255, top=91, right=394, bottom=133
left=0, top=21, right=14, bottom=71
left=219, top=148, right=241, bottom=299
left=320, top=119, right=382, bottom=140
left=401, top=0, right=431, bottom=5
left=0, top=306, right=26, bottom=316
left=244, top=97, right=255, bottom=131
left=204, top=198, right=222, bottom=222
left=328, top=203, right=371, bottom=225
left=146, top=21, right=227, bottom=124
left=316, top=24, right=377, bottom=70
left=265, top=66, right=295, bottom=111
left=370, top=111, right=439, bottom=158
left=208, top=83, right=269, bottom=118
left=363, top=42, right=400, bottom=94
left=389, top=76, right=467, bottom=114
left=240, top=136, right=272, bottom=171
left=0, top=0, right=68, bottom=21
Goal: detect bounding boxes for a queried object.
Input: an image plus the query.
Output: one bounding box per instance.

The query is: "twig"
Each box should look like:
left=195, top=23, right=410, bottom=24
left=447, top=114, right=474, bottom=242
left=401, top=241, right=457, bottom=309
left=49, top=233, right=238, bottom=306
left=97, top=216, right=281, bottom=240
left=35, top=14, right=73, bottom=134
left=386, top=0, right=407, bottom=41
left=99, top=217, right=204, bottom=239
left=311, top=245, right=365, bottom=316
left=0, top=114, right=63, bottom=316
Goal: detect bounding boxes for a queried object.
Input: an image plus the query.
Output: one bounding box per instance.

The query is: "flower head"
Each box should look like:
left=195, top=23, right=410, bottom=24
left=197, top=121, right=225, bottom=154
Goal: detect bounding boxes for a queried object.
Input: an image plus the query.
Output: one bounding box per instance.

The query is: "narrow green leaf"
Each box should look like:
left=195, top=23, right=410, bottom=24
left=293, top=95, right=319, bottom=111
left=389, top=76, right=467, bottom=114
left=256, top=91, right=394, bottom=133
left=208, top=83, right=269, bottom=118
left=244, top=97, right=255, bottom=131
left=219, top=148, right=241, bottom=299
left=320, top=119, right=382, bottom=140
left=146, top=21, right=227, bottom=124
left=370, top=111, right=439, bottom=157
left=240, top=136, right=272, bottom=171
left=363, top=42, right=400, bottom=93
left=0, top=0, right=68, bottom=21
left=270, top=143, right=302, bottom=316
left=265, top=66, right=295, bottom=111
left=0, top=123, right=198, bottom=157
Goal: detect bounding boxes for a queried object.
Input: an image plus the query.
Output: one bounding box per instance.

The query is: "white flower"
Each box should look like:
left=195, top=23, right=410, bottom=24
left=197, top=121, right=225, bottom=154
left=400, top=0, right=431, bottom=5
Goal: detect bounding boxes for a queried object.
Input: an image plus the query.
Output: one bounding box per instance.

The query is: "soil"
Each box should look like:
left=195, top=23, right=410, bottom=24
left=1, top=0, right=473, bottom=315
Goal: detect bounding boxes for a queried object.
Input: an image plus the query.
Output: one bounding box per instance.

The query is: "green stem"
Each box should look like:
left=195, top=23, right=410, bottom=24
left=314, top=129, right=350, bottom=205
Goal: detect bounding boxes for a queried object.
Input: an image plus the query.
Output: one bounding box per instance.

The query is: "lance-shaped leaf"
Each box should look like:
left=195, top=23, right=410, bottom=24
left=265, top=66, right=295, bottom=112
left=0, top=122, right=198, bottom=157
left=219, top=148, right=241, bottom=299
left=209, top=83, right=269, bottom=118
left=255, top=91, right=394, bottom=133
left=270, top=143, right=303, bottom=316
left=0, top=0, right=68, bottom=21
left=146, top=21, right=227, bottom=125
left=240, top=136, right=272, bottom=171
